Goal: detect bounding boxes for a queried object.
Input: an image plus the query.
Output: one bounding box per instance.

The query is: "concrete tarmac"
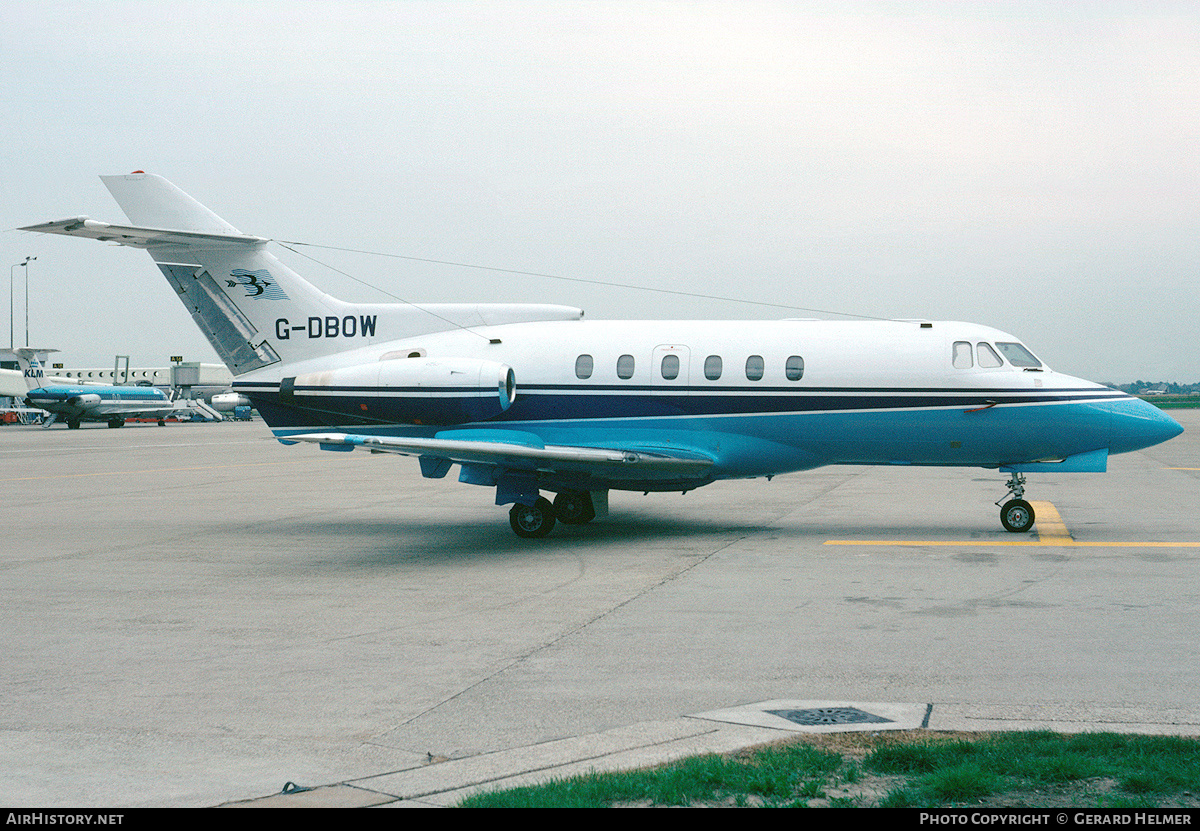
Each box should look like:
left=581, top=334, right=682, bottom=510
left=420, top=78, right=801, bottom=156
left=2, top=410, right=1198, bottom=807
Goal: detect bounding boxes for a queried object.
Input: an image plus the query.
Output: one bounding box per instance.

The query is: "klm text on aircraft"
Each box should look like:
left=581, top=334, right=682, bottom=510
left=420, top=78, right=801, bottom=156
left=21, top=174, right=1183, bottom=536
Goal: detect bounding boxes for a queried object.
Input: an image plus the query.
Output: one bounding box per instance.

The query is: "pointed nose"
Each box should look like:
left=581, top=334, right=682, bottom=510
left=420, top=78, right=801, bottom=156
left=1108, top=397, right=1184, bottom=454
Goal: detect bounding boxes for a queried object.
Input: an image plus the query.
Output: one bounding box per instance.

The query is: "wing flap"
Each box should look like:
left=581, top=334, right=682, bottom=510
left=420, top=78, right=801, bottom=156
left=282, top=432, right=715, bottom=480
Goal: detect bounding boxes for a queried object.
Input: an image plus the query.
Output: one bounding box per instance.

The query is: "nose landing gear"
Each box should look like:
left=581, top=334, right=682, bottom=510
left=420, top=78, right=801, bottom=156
left=997, top=472, right=1035, bottom=533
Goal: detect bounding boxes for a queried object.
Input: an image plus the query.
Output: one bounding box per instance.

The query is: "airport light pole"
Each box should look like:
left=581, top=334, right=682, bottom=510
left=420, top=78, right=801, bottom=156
left=24, top=256, right=36, bottom=347
left=9, top=257, right=34, bottom=349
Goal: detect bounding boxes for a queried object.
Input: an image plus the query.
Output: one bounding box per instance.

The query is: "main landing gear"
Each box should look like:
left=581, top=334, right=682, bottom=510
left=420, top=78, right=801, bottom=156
left=509, top=498, right=556, bottom=539
left=997, top=472, right=1035, bottom=533
left=508, top=490, right=598, bottom=538
left=552, top=491, right=597, bottom=525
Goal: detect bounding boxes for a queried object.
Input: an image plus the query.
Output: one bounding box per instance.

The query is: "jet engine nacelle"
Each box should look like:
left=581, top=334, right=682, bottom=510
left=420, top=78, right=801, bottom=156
left=210, top=392, right=252, bottom=412
left=280, top=357, right=516, bottom=425
left=68, top=393, right=102, bottom=410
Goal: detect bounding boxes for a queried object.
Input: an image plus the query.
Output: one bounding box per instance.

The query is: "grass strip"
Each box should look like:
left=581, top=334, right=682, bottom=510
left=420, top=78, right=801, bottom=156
left=456, top=730, right=1200, bottom=808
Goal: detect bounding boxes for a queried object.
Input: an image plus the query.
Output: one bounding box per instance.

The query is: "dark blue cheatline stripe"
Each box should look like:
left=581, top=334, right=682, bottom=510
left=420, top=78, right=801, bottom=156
left=500, top=390, right=1120, bottom=421
left=236, top=379, right=1122, bottom=398
left=233, top=381, right=1125, bottom=427
left=522, top=383, right=1124, bottom=395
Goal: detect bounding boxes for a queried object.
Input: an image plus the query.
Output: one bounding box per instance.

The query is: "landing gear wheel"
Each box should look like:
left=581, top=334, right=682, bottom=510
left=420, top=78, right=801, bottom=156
left=553, top=491, right=596, bottom=525
left=1000, top=499, right=1035, bottom=533
left=107, top=418, right=124, bottom=428
left=67, top=419, right=80, bottom=430
left=509, top=497, right=556, bottom=538
left=157, top=419, right=166, bottom=426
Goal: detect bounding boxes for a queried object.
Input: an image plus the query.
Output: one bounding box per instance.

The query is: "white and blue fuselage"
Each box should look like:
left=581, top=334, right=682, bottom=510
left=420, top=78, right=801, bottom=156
left=26, top=383, right=171, bottom=417
left=233, top=317, right=1180, bottom=490
left=21, top=173, right=1182, bottom=535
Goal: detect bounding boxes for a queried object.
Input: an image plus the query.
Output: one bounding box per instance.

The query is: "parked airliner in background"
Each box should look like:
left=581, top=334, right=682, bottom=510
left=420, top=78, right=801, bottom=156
left=3, top=347, right=189, bottom=428
left=21, top=173, right=1182, bottom=536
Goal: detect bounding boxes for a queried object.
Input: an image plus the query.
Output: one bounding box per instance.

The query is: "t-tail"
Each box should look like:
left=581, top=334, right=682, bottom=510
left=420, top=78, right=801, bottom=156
left=20, top=173, right=582, bottom=376
left=1, top=348, right=60, bottom=390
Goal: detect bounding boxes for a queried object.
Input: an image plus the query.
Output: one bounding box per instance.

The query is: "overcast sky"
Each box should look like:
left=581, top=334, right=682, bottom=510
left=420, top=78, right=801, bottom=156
left=2, top=1, right=1197, bottom=383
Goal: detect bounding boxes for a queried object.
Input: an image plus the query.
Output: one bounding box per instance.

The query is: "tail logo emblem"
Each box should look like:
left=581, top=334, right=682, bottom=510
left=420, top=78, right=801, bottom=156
left=228, top=268, right=290, bottom=300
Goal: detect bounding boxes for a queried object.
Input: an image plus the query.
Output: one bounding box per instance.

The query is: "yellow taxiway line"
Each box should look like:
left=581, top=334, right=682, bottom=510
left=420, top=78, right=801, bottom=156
left=824, top=501, right=1200, bottom=548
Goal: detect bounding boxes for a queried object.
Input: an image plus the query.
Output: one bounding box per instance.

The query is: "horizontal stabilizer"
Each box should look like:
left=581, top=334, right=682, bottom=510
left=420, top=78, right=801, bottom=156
left=18, top=218, right=267, bottom=249
left=0, top=347, right=60, bottom=359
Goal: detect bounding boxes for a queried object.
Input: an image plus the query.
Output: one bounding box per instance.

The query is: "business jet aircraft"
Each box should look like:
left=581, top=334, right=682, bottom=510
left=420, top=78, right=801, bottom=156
left=21, top=173, right=1182, bottom=536
left=2, top=347, right=189, bottom=428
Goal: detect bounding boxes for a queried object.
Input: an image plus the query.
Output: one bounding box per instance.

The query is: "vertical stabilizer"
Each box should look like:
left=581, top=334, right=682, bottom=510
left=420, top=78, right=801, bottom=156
left=0, top=348, right=60, bottom=390
left=101, top=173, right=241, bottom=234
left=92, top=174, right=355, bottom=374
left=20, top=174, right=587, bottom=378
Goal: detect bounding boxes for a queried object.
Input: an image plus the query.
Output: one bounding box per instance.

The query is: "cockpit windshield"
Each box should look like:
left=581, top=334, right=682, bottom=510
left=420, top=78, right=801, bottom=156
left=995, top=342, right=1042, bottom=368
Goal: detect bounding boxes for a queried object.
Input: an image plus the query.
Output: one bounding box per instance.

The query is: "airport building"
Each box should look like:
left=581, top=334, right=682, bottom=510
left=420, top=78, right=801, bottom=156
left=33, top=360, right=231, bottom=388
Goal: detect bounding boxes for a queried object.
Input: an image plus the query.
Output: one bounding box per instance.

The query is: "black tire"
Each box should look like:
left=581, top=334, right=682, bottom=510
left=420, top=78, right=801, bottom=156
left=553, top=491, right=596, bottom=525
left=509, top=497, right=556, bottom=538
left=1000, top=499, right=1035, bottom=533
left=107, top=418, right=123, bottom=428
left=67, top=419, right=80, bottom=430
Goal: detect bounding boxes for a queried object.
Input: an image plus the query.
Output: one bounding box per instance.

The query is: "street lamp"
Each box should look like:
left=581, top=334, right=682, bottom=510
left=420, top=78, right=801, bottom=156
left=9, top=257, right=35, bottom=350
left=24, top=256, right=36, bottom=347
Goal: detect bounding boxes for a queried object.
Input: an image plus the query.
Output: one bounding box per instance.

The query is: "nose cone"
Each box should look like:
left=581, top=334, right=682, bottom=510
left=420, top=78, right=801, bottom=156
left=1108, top=397, right=1184, bottom=454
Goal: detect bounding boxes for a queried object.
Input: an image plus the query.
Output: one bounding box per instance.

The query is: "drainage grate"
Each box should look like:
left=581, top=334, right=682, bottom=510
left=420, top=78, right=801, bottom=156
left=766, top=706, right=893, bottom=726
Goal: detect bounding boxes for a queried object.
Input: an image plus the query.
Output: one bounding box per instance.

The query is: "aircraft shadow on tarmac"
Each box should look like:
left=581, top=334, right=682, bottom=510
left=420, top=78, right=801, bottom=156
left=256, top=511, right=777, bottom=563
left=246, top=506, right=1035, bottom=568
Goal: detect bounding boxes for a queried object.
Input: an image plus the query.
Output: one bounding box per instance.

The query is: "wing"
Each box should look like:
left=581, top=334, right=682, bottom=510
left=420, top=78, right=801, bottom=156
left=279, top=429, right=715, bottom=482
left=89, top=401, right=192, bottom=419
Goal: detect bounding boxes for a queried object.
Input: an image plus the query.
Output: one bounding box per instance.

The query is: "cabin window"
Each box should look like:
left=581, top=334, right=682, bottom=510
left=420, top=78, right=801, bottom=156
left=617, top=354, right=635, bottom=379
left=660, top=354, right=680, bottom=380
left=995, top=342, right=1042, bottom=368
left=745, top=355, right=764, bottom=381
left=575, top=354, right=594, bottom=379
left=953, top=341, right=973, bottom=369
left=785, top=355, right=804, bottom=381
left=977, top=343, right=1003, bottom=368
left=704, top=355, right=722, bottom=380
